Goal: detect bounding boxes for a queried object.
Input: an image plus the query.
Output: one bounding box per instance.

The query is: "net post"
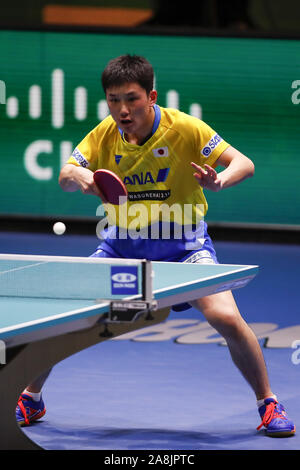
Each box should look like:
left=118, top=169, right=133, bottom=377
left=108, top=259, right=156, bottom=323
left=142, top=259, right=154, bottom=304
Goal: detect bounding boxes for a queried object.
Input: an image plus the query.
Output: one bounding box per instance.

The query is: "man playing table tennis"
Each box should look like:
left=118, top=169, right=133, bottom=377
left=17, top=54, right=295, bottom=437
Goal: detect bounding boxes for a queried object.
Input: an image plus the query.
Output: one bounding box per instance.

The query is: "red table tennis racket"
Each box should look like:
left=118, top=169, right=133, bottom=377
left=93, top=169, right=128, bottom=205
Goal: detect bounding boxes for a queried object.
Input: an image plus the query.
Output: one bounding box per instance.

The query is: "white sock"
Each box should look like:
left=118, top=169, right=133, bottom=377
left=24, top=389, right=42, bottom=402
left=257, top=394, right=277, bottom=408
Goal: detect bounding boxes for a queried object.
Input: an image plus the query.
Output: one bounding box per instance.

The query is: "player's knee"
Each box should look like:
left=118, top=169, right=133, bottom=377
left=202, top=304, right=243, bottom=339
left=192, top=292, right=245, bottom=339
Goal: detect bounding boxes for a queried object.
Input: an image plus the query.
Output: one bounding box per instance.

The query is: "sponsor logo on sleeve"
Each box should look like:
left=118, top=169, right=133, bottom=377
left=201, top=134, right=223, bottom=157
left=71, top=147, right=89, bottom=167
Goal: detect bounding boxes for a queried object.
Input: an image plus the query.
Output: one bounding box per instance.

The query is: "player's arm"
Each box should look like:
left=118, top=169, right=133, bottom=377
left=59, top=163, right=102, bottom=198
left=191, top=146, right=255, bottom=192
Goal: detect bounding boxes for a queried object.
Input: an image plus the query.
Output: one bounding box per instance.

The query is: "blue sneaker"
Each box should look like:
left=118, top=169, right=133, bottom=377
left=16, top=393, right=46, bottom=427
left=257, top=398, right=295, bottom=437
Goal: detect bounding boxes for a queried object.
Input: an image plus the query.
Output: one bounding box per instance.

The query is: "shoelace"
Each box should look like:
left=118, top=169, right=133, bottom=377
left=257, top=401, right=286, bottom=430
left=17, top=396, right=30, bottom=426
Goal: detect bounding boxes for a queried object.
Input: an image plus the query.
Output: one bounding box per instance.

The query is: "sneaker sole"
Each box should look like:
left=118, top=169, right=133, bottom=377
left=18, top=409, right=46, bottom=427
left=265, top=426, right=296, bottom=437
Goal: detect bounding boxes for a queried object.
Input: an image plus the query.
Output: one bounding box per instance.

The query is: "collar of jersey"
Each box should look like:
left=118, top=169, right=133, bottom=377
left=118, top=104, right=161, bottom=147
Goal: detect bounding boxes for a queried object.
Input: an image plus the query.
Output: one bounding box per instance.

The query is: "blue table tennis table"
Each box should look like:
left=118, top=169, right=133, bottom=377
left=0, top=254, right=258, bottom=450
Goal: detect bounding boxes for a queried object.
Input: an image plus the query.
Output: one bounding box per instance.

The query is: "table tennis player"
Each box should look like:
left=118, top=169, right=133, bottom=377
left=17, top=54, right=295, bottom=438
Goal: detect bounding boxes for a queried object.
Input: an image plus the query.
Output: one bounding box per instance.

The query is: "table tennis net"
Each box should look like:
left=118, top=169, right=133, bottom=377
left=0, top=255, right=143, bottom=300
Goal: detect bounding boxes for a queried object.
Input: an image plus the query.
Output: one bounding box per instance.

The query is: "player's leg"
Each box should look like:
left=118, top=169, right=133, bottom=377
left=191, top=290, right=271, bottom=399
left=191, top=291, right=295, bottom=436
left=16, top=247, right=114, bottom=426
left=16, top=369, right=51, bottom=426
left=25, top=369, right=52, bottom=393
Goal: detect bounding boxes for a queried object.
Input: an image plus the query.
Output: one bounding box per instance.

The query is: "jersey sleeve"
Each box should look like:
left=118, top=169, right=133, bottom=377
left=66, top=128, right=99, bottom=172
left=191, top=119, right=230, bottom=168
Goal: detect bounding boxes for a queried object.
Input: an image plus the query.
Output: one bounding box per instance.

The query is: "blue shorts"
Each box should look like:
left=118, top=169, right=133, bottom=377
left=91, top=221, right=218, bottom=262
left=90, top=222, right=218, bottom=311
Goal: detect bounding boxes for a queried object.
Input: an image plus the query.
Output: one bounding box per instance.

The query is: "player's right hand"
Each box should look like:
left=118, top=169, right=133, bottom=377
left=59, top=165, right=108, bottom=202
left=76, top=168, right=108, bottom=202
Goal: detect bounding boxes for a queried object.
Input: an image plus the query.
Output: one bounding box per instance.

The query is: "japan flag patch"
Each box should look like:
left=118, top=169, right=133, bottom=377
left=152, top=146, right=169, bottom=157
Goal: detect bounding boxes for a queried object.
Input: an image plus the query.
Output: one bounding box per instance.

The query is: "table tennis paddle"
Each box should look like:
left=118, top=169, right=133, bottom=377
left=93, top=169, right=128, bottom=205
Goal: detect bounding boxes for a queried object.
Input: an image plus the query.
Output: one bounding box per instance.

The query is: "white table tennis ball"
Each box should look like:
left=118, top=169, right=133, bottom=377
left=53, top=221, right=66, bottom=235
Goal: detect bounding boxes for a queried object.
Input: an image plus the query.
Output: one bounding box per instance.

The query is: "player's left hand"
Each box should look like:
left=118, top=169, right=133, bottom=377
left=191, top=162, right=223, bottom=192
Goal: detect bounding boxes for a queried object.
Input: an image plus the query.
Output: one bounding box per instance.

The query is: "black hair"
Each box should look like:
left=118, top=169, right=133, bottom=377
left=101, top=54, right=154, bottom=95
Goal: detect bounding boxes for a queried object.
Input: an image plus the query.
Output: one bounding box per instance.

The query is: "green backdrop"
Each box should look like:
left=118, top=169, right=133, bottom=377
left=0, top=30, right=300, bottom=226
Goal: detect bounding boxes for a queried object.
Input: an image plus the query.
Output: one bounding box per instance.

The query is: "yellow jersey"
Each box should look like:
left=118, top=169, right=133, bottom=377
left=68, top=105, right=229, bottom=233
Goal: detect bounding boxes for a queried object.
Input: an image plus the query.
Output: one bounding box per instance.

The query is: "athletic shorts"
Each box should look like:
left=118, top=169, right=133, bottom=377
left=90, top=222, right=218, bottom=311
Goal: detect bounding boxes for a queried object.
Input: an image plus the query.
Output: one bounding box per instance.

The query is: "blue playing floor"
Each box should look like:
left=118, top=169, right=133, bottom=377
left=1, top=230, right=299, bottom=450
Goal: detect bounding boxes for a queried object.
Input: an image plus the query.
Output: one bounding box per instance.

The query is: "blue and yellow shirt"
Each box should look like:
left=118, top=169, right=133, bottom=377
left=67, top=105, right=230, bottom=259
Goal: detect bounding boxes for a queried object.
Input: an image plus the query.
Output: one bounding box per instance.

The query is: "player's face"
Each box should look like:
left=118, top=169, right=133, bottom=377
left=106, top=82, right=157, bottom=138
